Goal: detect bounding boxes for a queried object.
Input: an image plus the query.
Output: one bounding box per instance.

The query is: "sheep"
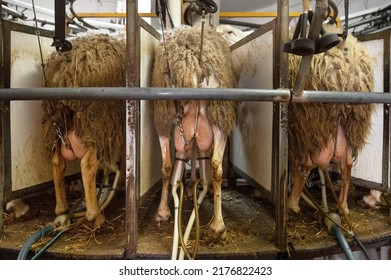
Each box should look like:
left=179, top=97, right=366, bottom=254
left=287, top=27, right=375, bottom=215
left=41, top=32, right=125, bottom=226
left=216, top=24, right=253, bottom=46
left=151, top=24, right=237, bottom=239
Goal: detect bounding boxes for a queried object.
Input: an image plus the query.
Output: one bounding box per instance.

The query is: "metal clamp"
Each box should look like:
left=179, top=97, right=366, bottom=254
left=195, top=0, right=218, bottom=14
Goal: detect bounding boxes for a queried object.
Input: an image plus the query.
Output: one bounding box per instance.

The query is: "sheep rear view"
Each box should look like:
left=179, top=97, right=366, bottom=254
left=288, top=27, right=375, bottom=214
left=151, top=24, right=237, bottom=240
left=41, top=33, right=125, bottom=226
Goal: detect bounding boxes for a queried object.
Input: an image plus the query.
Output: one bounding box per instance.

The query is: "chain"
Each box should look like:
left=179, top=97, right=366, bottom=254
left=53, top=122, right=71, bottom=150
left=52, top=107, right=72, bottom=151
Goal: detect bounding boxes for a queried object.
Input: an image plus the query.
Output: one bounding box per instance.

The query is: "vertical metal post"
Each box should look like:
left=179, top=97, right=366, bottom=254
left=0, top=2, right=4, bottom=239
left=273, top=0, right=289, bottom=257
left=125, top=0, right=140, bottom=259
left=383, top=33, right=391, bottom=224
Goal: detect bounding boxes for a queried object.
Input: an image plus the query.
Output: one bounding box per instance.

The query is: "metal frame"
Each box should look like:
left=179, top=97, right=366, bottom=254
left=0, top=3, right=4, bottom=239
left=358, top=31, right=390, bottom=193
left=125, top=0, right=140, bottom=259
left=0, top=20, right=54, bottom=239
left=357, top=30, right=391, bottom=225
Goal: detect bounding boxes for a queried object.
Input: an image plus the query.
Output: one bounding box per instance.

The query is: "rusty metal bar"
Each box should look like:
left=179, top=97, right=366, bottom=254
left=0, top=2, right=4, bottom=240
left=125, top=0, right=140, bottom=259
left=274, top=0, right=289, bottom=258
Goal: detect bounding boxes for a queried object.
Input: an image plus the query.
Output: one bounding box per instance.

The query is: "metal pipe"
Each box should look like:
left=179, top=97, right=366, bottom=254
left=3, top=0, right=54, bottom=17
left=1, top=87, right=390, bottom=103
left=294, top=90, right=391, bottom=103
left=0, top=87, right=291, bottom=101
left=1, top=4, right=26, bottom=19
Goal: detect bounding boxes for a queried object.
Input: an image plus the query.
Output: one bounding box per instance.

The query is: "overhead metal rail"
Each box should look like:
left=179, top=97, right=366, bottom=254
left=0, top=87, right=389, bottom=104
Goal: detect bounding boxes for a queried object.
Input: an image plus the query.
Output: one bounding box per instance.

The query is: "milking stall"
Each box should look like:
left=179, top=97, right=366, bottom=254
left=0, top=0, right=391, bottom=261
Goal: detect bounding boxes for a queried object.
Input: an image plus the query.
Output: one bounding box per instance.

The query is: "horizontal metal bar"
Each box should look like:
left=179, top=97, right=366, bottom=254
left=293, top=90, right=391, bottom=104
left=1, top=87, right=390, bottom=104
left=0, top=87, right=290, bottom=102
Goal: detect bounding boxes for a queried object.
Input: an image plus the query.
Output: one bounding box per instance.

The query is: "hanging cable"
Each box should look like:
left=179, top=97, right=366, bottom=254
left=156, top=0, right=172, bottom=87
left=162, top=0, right=174, bottom=28
left=31, top=0, right=47, bottom=87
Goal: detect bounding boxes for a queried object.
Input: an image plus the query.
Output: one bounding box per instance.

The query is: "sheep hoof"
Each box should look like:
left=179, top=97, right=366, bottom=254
left=288, top=205, right=301, bottom=215
left=155, top=206, right=171, bottom=222
left=209, top=221, right=226, bottom=240
left=94, top=214, right=106, bottom=227
left=55, top=205, right=69, bottom=217
left=86, top=211, right=105, bottom=227
left=338, top=205, right=350, bottom=215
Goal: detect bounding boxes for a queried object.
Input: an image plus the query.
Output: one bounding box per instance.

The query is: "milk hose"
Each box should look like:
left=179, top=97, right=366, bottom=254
left=171, top=153, right=186, bottom=260
left=178, top=179, right=209, bottom=260
left=323, top=171, right=369, bottom=259
left=302, top=170, right=370, bottom=259
left=178, top=180, right=199, bottom=260
left=302, top=186, right=355, bottom=259
left=324, top=213, right=354, bottom=260
left=178, top=151, right=211, bottom=260
left=17, top=223, right=56, bottom=260
left=17, top=169, right=119, bottom=259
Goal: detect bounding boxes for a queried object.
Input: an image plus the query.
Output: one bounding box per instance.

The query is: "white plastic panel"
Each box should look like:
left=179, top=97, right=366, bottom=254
left=230, top=30, right=274, bottom=191
left=140, top=27, right=162, bottom=197
left=350, top=39, right=384, bottom=184
left=10, top=30, right=80, bottom=191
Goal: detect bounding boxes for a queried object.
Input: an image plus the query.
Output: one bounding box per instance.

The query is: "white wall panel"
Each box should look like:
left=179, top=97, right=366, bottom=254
left=10, top=30, right=80, bottom=191
left=350, top=39, right=384, bottom=184
left=230, top=30, right=274, bottom=191
left=140, top=27, right=161, bottom=197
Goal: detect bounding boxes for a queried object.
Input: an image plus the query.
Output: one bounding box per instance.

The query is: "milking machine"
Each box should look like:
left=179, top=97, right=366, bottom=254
left=17, top=168, right=120, bottom=260
left=301, top=168, right=370, bottom=260
left=171, top=150, right=210, bottom=260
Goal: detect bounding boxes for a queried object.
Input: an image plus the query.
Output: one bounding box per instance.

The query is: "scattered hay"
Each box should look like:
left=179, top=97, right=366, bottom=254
left=182, top=217, right=260, bottom=251
left=29, top=211, right=126, bottom=254
left=287, top=184, right=388, bottom=248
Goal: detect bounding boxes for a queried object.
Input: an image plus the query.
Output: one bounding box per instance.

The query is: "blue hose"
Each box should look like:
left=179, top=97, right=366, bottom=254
left=329, top=223, right=355, bottom=260
left=17, top=223, right=56, bottom=260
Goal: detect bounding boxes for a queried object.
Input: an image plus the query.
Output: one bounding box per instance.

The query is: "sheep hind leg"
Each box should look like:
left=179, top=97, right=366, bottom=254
left=81, top=147, right=105, bottom=226
left=338, top=147, right=353, bottom=215
left=288, top=158, right=313, bottom=214
left=52, top=149, right=69, bottom=216
left=209, top=129, right=227, bottom=240
left=156, top=136, right=172, bottom=222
